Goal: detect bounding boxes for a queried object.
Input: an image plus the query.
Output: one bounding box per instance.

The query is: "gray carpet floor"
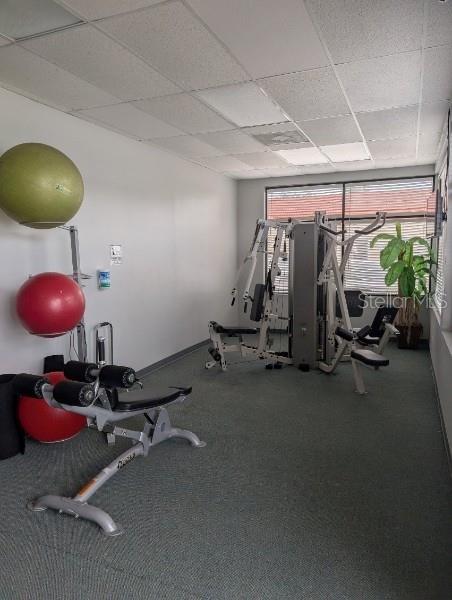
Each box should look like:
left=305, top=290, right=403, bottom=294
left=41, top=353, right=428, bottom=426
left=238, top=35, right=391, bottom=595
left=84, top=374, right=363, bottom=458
left=0, top=344, right=451, bottom=600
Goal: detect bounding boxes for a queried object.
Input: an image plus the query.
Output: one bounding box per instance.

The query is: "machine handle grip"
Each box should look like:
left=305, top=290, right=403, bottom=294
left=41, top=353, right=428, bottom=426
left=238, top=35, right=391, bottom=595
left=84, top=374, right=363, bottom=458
left=53, top=381, right=95, bottom=407
left=13, top=374, right=49, bottom=398
left=64, top=361, right=98, bottom=383
left=99, top=365, right=136, bottom=389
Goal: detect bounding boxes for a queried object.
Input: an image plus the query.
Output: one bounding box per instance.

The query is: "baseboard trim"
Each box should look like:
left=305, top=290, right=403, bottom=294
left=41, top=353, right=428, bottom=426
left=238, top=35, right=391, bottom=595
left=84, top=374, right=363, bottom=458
left=429, top=357, right=452, bottom=478
left=137, top=339, right=209, bottom=379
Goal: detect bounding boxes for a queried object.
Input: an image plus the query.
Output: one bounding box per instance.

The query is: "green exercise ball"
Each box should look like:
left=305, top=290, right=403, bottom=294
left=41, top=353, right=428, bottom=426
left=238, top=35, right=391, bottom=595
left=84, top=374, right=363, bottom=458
left=0, top=143, right=84, bottom=228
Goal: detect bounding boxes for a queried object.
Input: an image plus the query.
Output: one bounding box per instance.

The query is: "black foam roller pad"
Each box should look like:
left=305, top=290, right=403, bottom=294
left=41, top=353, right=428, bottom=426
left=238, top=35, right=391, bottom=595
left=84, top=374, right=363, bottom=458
left=13, top=374, right=49, bottom=398
left=99, top=365, right=136, bottom=388
left=64, top=361, right=98, bottom=383
left=53, top=381, right=95, bottom=407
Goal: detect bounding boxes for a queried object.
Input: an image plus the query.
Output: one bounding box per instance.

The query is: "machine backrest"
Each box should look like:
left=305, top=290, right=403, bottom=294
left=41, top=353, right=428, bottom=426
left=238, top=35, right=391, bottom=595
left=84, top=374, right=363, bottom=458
left=369, top=306, right=398, bottom=337
left=336, top=289, right=365, bottom=318
left=250, top=283, right=266, bottom=322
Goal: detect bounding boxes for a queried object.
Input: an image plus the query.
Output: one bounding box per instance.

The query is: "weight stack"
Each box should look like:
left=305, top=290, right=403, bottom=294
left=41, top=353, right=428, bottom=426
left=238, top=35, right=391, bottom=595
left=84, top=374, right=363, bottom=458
left=0, top=374, right=25, bottom=460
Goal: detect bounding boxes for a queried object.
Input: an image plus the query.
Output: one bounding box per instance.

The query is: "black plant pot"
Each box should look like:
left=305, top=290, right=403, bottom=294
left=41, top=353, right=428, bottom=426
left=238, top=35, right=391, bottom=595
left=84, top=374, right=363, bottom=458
left=397, top=324, right=423, bottom=349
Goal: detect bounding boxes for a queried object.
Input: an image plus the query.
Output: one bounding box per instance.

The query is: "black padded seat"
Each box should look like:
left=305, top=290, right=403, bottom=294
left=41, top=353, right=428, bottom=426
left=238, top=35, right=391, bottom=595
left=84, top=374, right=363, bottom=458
left=358, top=335, right=381, bottom=346
left=115, top=387, right=192, bottom=412
left=351, top=349, right=389, bottom=367
left=211, top=322, right=257, bottom=335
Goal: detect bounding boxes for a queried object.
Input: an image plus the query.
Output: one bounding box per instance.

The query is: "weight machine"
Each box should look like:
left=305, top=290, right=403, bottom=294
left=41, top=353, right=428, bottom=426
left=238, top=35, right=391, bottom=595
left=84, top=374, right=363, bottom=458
left=207, top=212, right=398, bottom=393
left=207, top=218, right=293, bottom=369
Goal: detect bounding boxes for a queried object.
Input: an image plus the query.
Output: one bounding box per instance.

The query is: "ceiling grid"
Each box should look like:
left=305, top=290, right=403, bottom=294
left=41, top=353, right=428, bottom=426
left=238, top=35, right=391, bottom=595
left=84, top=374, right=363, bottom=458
left=0, top=0, right=448, bottom=178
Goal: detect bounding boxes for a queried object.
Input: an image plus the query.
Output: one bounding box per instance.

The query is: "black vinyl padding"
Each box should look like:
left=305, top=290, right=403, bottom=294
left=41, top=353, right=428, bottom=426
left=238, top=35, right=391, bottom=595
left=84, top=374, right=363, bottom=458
left=335, top=327, right=354, bottom=341
left=64, top=361, right=98, bottom=383
left=210, top=321, right=257, bottom=335
left=250, top=283, right=266, bottom=322
left=13, top=374, right=48, bottom=399
left=116, top=386, right=192, bottom=411
left=351, top=349, right=389, bottom=367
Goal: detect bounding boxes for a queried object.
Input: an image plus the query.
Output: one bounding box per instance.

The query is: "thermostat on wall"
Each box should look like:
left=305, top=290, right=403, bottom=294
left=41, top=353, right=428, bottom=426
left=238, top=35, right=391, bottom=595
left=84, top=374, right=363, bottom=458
left=110, top=244, right=122, bottom=265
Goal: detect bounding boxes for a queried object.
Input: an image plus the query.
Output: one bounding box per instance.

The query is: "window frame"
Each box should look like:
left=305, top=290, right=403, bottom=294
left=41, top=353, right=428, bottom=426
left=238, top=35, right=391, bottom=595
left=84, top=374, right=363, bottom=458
left=265, top=174, right=435, bottom=296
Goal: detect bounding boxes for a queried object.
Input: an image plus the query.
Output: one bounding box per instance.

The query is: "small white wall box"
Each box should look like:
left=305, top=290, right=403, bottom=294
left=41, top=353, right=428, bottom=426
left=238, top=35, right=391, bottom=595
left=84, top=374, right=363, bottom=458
left=110, top=245, right=123, bottom=265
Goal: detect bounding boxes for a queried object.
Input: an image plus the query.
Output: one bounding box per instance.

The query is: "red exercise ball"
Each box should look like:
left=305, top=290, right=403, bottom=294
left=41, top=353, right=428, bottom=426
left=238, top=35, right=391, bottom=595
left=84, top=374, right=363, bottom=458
left=16, top=271, right=85, bottom=337
left=18, top=371, right=86, bottom=443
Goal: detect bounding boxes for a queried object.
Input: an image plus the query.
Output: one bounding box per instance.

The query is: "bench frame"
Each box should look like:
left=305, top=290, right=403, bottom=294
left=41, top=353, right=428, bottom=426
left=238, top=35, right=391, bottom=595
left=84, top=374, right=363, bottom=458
left=27, top=383, right=205, bottom=536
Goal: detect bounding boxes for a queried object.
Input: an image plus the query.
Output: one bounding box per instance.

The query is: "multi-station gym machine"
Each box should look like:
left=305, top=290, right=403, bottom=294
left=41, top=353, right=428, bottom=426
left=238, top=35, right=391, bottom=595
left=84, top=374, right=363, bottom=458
left=207, top=212, right=398, bottom=393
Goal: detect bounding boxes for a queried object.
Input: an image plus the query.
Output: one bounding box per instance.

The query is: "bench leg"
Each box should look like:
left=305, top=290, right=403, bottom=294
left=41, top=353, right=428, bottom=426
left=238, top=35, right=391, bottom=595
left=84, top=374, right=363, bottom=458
left=352, top=360, right=366, bottom=395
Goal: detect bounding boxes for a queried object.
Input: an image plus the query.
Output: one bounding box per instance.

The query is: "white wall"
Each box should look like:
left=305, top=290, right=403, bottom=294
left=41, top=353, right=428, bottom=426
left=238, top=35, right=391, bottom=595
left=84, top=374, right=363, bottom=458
left=0, top=87, right=237, bottom=373
left=236, top=166, right=435, bottom=332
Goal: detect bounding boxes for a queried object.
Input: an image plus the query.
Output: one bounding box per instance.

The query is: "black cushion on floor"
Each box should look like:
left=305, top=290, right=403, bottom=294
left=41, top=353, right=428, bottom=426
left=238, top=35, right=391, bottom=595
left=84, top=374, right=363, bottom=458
left=351, top=349, right=389, bottom=367
left=0, top=374, right=25, bottom=460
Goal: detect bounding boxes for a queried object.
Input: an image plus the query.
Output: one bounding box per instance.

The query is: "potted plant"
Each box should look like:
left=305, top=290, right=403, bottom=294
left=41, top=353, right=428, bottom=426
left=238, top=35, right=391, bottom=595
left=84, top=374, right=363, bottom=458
left=370, top=223, right=436, bottom=349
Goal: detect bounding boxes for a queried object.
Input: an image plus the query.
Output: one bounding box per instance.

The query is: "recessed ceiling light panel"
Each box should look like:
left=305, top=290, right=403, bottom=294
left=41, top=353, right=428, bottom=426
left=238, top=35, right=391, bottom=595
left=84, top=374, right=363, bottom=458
left=275, top=146, right=329, bottom=165
left=320, top=142, right=369, bottom=162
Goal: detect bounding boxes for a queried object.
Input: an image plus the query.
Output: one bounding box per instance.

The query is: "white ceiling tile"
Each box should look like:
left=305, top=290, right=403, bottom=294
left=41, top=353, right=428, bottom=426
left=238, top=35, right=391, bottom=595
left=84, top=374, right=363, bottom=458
left=196, top=155, right=253, bottom=172
left=333, top=159, right=373, bottom=171
left=372, top=157, right=420, bottom=169
left=425, top=1, right=452, bottom=48
left=0, top=44, right=118, bottom=110
left=233, top=152, right=289, bottom=169
left=419, top=102, right=450, bottom=136
left=196, top=83, right=288, bottom=127
left=357, top=105, right=419, bottom=141
left=321, top=142, right=369, bottom=162
left=258, top=68, right=349, bottom=121
left=297, top=115, right=362, bottom=145
left=422, top=46, right=452, bottom=103
left=185, top=0, right=328, bottom=78
left=99, top=2, right=248, bottom=90
left=305, top=0, right=423, bottom=63
left=225, top=170, right=266, bottom=179
left=77, top=103, right=183, bottom=138
left=256, top=166, right=308, bottom=178
left=59, top=0, right=164, bottom=20
left=368, top=137, right=416, bottom=160
left=297, top=164, right=337, bottom=174
left=275, top=147, right=329, bottom=166
left=416, top=157, right=437, bottom=167
left=418, top=133, right=441, bottom=158
left=22, top=24, right=180, bottom=101
left=337, top=52, right=421, bottom=112
left=134, top=93, right=233, bottom=134
left=197, top=130, right=265, bottom=154
left=0, top=0, right=81, bottom=40
left=146, top=135, right=224, bottom=158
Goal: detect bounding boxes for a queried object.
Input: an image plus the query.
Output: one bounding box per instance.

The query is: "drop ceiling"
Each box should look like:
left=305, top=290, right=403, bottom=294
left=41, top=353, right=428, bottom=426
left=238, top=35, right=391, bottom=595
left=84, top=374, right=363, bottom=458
left=0, top=0, right=450, bottom=179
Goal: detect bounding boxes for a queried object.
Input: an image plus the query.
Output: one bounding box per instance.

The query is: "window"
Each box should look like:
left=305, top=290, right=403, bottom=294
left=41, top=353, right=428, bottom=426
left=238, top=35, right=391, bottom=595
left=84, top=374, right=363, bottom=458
left=266, top=184, right=342, bottom=293
left=433, top=160, right=448, bottom=313
left=266, top=177, right=435, bottom=295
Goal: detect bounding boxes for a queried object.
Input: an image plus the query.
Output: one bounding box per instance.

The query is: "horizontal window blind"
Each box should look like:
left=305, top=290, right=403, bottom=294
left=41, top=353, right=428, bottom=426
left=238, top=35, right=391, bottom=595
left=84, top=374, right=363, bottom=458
left=434, top=229, right=446, bottom=311
left=267, top=184, right=343, bottom=221
left=266, top=177, right=435, bottom=295
left=343, top=178, right=435, bottom=294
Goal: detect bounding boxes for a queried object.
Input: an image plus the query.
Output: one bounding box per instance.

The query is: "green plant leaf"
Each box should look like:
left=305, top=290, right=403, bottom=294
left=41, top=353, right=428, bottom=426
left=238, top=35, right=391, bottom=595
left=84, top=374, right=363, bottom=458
left=408, top=236, right=436, bottom=259
left=380, top=238, right=405, bottom=269
left=396, top=222, right=402, bottom=239
left=370, top=233, right=395, bottom=248
left=399, top=266, right=416, bottom=297
left=384, top=260, right=405, bottom=286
